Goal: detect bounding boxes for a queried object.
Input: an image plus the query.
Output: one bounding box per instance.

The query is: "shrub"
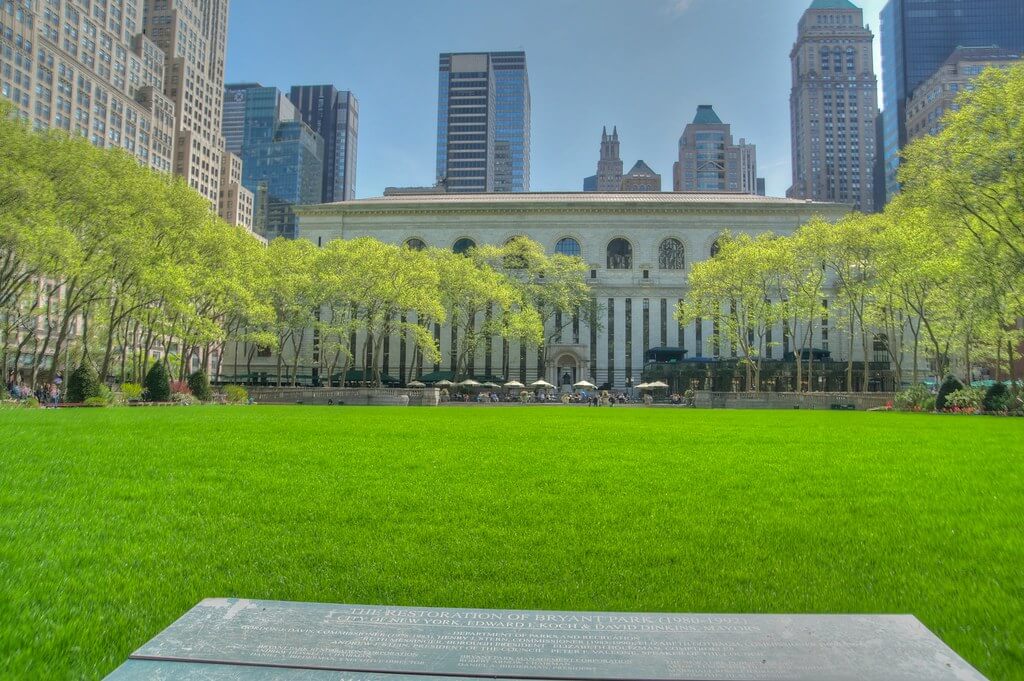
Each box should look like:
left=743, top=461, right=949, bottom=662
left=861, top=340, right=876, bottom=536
left=187, top=370, right=212, bottom=402
left=22, top=396, right=40, bottom=409
left=946, top=387, right=984, bottom=412
left=97, top=384, right=114, bottom=405
left=894, top=384, right=935, bottom=412
left=171, top=392, right=196, bottom=406
left=935, top=375, right=965, bottom=411
left=83, top=396, right=109, bottom=408
left=66, top=360, right=102, bottom=403
left=121, top=383, right=143, bottom=401
left=0, top=384, right=9, bottom=400
left=224, top=384, right=248, bottom=404
left=983, top=383, right=1012, bottom=413
left=170, top=379, right=190, bottom=394
left=144, top=362, right=171, bottom=402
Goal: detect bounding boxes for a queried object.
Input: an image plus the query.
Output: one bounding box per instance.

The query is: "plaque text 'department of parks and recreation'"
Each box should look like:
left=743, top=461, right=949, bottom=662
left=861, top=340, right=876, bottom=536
left=105, top=598, right=988, bottom=680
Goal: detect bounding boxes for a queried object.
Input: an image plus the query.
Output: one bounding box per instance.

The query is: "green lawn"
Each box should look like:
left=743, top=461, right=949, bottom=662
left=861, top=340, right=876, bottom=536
left=0, top=406, right=1021, bottom=679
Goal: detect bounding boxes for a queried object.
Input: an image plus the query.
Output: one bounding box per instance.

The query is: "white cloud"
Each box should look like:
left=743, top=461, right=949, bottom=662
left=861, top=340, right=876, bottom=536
left=666, top=0, right=700, bottom=16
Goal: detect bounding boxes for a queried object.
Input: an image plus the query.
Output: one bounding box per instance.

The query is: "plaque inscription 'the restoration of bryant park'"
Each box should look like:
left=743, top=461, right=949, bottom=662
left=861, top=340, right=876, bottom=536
left=105, top=598, right=988, bottom=681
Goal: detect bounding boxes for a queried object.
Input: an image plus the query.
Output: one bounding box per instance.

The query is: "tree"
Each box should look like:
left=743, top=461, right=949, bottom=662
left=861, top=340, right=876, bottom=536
left=262, top=238, right=319, bottom=386
left=431, top=248, right=542, bottom=380
left=678, top=232, right=781, bottom=391
left=144, top=361, right=171, bottom=402
left=475, top=237, right=594, bottom=380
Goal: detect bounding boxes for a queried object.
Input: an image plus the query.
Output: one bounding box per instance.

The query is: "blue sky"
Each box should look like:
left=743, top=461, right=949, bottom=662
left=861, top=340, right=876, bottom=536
left=225, top=0, right=887, bottom=198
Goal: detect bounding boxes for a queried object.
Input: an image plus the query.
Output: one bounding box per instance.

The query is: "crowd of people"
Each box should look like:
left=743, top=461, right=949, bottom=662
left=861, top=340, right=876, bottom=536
left=4, top=373, right=62, bottom=406
left=435, top=386, right=697, bottom=407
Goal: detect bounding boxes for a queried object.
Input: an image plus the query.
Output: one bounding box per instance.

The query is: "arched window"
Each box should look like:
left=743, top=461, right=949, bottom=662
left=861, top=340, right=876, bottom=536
left=710, top=239, right=722, bottom=258
left=606, top=238, right=633, bottom=270
left=659, top=238, right=685, bottom=270
left=404, top=238, right=426, bottom=251
left=453, top=238, right=476, bottom=255
left=555, top=237, right=581, bottom=258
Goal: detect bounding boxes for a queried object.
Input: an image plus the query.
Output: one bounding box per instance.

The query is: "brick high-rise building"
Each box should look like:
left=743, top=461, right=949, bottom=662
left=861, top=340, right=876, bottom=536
left=143, top=0, right=231, bottom=210
left=584, top=126, right=622, bottom=192
left=0, top=1, right=175, bottom=173
left=905, top=46, right=1022, bottom=143
left=788, top=0, right=879, bottom=212
left=674, top=106, right=759, bottom=194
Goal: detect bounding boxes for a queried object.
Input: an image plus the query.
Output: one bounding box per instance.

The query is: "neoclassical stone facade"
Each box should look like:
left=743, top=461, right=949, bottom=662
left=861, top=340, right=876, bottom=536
left=284, top=193, right=851, bottom=389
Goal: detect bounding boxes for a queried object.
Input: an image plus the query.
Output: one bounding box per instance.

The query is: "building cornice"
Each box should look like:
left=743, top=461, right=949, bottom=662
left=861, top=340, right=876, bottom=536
left=296, top=200, right=850, bottom=221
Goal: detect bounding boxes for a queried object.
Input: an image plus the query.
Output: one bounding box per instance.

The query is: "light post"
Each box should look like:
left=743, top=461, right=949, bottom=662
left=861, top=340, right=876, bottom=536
left=626, top=376, right=633, bottom=400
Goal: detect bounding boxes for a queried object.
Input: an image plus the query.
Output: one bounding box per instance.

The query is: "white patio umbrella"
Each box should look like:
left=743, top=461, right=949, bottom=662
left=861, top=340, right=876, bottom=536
left=573, top=380, right=597, bottom=389
left=648, top=381, right=670, bottom=389
left=482, top=382, right=501, bottom=388
left=435, top=380, right=454, bottom=387
left=456, top=379, right=481, bottom=387
left=503, top=381, right=525, bottom=389
left=531, top=379, right=555, bottom=389
left=635, top=382, right=652, bottom=390
left=407, top=380, right=426, bottom=388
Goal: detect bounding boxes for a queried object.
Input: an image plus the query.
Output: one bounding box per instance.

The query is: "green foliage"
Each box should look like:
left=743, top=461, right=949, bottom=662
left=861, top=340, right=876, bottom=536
left=983, top=383, right=1013, bottom=413
left=97, top=384, right=114, bottom=405
left=894, top=384, right=936, bottom=413
left=82, top=397, right=109, bottom=408
left=946, top=387, right=984, bottom=412
left=224, top=384, right=248, bottom=404
left=21, top=396, right=40, bottom=409
left=936, top=375, right=965, bottom=411
left=66, top=360, right=101, bottom=403
left=121, top=383, right=143, bottom=401
left=187, top=370, right=212, bottom=402
left=144, top=362, right=171, bottom=402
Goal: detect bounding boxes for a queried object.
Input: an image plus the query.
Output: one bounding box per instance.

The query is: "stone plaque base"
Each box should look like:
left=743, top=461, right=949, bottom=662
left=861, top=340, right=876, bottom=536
left=106, top=599, right=987, bottom=680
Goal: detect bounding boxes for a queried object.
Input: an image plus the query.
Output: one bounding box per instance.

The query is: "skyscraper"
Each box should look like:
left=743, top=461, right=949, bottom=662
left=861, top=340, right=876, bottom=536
left=143, top=0, right=233, bottom=209
left=880, top=0, right=1024, bottom=203
left=0, top=1, right=175, bottom=173
left=225, top=84, right=324, bottom=240
left=788, top=0, right=879, bottom=212
left=436, top=52, right=530, bottom=193
left=674, top=105, right=760, bottom=194
left=289, top=86, right=359, bottom=203
left=595, top=126, right=623, bottom=192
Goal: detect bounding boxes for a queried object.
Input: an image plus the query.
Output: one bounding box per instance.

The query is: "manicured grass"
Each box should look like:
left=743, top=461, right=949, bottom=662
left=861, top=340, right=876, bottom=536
left=0, top=406, right=1022, bottom=679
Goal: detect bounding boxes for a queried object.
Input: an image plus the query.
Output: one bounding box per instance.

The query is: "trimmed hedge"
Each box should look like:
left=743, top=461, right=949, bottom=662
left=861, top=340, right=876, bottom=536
left=936, top=375, right=965, bottom=411
left=983, top=383, right=1012, bottom=413
left=187, top=370, right=212, bottom=402
left=144, top=362, right=171, bottom=402
left=66, top=360, right=102, bottom=403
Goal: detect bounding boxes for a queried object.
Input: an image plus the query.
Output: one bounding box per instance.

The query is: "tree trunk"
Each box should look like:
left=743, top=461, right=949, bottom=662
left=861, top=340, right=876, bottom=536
left=99, top=299, right=120, bottom=380
left=847, top=316, right=855, bottom=392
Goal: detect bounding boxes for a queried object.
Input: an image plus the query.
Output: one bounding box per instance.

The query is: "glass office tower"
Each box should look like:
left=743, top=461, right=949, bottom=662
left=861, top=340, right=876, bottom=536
left=880, top=0, right=1024, bottom=203
left=288, top=85, right=359, bottom=203
left=224, top=85, right=324, bottom=240
left=436, top=52, right=530, bottom=193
